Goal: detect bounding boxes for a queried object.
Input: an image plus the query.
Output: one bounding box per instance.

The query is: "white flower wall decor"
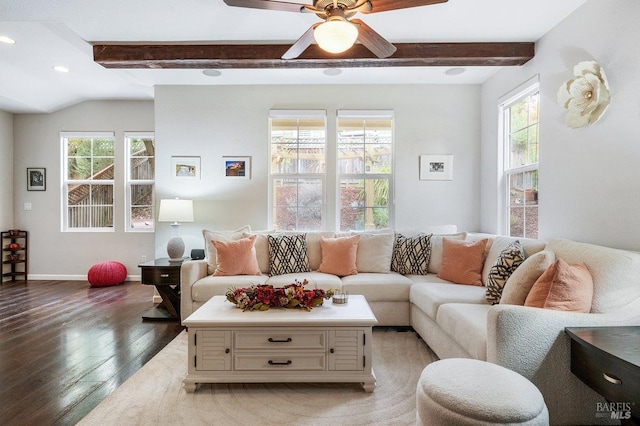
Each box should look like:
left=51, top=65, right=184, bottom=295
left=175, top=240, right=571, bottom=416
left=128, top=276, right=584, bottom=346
left=557, top=60, right=611, bottom=129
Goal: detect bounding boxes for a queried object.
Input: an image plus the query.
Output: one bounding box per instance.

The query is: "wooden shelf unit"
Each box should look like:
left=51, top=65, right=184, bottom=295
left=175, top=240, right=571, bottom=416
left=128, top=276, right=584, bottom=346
left=2, top=230, right=28, bottom=282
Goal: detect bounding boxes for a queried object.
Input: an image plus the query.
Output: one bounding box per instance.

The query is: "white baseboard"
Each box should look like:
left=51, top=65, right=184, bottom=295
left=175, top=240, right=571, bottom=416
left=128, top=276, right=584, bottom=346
left=26, top=274, right=142, bottom=281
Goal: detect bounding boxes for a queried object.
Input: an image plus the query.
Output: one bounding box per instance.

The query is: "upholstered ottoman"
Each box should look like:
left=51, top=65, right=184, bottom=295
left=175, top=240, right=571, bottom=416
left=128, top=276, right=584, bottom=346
left=416, top=358, right=548, bottom=425
left=88, top=261, right=127, bottom=287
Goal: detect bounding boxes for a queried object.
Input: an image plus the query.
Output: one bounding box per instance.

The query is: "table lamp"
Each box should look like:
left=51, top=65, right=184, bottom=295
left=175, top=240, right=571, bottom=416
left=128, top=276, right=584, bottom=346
left=158, top=198, right=194, bottom=261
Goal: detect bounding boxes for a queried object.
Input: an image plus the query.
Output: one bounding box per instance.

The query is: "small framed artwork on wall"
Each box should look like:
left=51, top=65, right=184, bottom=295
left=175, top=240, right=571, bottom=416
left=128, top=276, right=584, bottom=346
left=171, top=156, right=201, bottom=179
left=419, top=155, right=454, bottom=181
left=223, top=156, right=251, bottom=179
left=27, top=167, right=46, bottom=191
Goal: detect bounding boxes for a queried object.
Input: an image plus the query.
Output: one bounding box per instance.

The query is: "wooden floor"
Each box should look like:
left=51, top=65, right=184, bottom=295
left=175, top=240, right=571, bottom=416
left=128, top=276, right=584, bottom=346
left=0, top=279, right=184, bottom=426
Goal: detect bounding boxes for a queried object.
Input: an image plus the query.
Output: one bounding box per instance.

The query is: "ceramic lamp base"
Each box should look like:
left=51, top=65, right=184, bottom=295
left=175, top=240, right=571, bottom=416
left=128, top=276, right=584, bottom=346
left=166, top=236, right=185, bottom=261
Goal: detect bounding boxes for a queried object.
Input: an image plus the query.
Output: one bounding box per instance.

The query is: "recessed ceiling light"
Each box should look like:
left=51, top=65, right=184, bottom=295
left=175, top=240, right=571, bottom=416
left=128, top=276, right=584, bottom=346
left=323, top=68, right=342, bottom=76
left=202, top=69, right=222, bottom=77
left=53, top=66, right=70, bottom=73
left=0, top=36, right=16, bottom=44
left=445, top=67, right=466, bottom=76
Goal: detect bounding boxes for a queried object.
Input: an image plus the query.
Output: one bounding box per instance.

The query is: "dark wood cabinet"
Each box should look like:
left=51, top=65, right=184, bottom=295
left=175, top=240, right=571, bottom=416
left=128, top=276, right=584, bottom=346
left=139, top=258, right=185, bottom=321
left=566, top=326, right=640, bottom=423
left=2, top=230, right=28, bottom=282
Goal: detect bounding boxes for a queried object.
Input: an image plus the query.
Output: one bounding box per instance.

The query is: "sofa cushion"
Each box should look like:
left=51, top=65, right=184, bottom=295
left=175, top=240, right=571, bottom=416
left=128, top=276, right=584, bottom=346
left=500, top=250, right=556, bottom=305
left=212, top=235, right=261, bottom=276
left=481, top=236, right=546, bottom=285
left=438, top=238, right=488, bottom=286
left=317, top=235, right=359, bottom=277
left=268, top=234, right=311, bottom=276
left=391, top=233, right=432, bottom=275
left=428, top=232, right=467, bottom=274
left=352, top=232, right=395, bottom=273
left=266, top=272, right=342, bottom=290
left=410, top=280, right=489, bottom=321
left=203, top=225, right=251, bottom=275
left=485, top=240, right=525, bottom=304
left=191, top=274, right=268, bottom=302
left=341, top=272, right=413, bottom=302
left=545, top=239, right=640, bottom=313
left=524, top=259, right=594, bottom=312
left=436, top=303, right=492, bottom=360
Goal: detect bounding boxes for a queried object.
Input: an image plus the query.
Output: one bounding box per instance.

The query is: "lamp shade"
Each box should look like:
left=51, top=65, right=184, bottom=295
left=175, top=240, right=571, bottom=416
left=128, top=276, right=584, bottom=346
left=158, top=199, right=194, bottom=223
left=314, top=20, right=358, bottom=54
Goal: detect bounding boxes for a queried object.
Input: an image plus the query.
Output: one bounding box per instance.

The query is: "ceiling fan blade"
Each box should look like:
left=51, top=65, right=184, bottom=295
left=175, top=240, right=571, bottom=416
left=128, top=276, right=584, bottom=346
left=282, top=24, right=318, bottom=60
left=351, top=19, right=397, bottom=58
left=223, top=0, right=308, bottom=13
left=363, top=0, right=448, bottom=14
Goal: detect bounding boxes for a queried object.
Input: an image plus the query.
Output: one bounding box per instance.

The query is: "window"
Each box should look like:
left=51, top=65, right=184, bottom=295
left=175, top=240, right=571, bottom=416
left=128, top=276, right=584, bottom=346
left=125, top=133, right=155, bottom=231
left=500, top=78, right=539, bottom=238
left=62, top=133, right=115, bottom=231
left=337, top=111, right=393, bottom=231
left=269, top=111, right=326, bottom=231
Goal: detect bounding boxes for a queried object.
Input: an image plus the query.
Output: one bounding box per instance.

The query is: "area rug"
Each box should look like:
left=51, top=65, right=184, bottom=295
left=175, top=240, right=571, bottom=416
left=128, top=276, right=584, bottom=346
left=79, top=328, right=437, bottom=425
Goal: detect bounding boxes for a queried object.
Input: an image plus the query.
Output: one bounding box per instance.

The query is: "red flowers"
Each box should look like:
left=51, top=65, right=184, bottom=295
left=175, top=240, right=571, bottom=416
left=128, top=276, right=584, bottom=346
left=226, top=280, right=335, bottom=311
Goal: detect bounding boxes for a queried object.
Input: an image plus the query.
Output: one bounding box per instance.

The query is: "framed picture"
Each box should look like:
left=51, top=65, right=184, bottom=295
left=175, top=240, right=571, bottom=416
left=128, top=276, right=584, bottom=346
left=223, top=156, right=251, bottom=179
left=419, top=155, right=454, bottom=181
left=27, top=167, right=46, bottom=191
left=171, top=156, right=201, bottom=179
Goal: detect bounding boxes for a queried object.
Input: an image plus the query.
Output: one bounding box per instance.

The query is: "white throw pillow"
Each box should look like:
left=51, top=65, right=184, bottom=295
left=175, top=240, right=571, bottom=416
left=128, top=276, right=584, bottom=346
left=351, top=232, right=395, bottom=273
left=500, top=250, right=556, bottom=305
left=202, top=225, right=251, bottom=275
left=427, top=232, right=467, bottom=274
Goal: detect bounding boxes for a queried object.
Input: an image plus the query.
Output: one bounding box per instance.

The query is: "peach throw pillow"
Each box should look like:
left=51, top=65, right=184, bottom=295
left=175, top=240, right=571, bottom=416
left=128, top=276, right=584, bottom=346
left=437, top=238, right=488, bottom=286
left=524, top=259, right=593, bottom=312
left=317, top=235, right=360, bottom=277
left=212, top=235, right=261, bottom=276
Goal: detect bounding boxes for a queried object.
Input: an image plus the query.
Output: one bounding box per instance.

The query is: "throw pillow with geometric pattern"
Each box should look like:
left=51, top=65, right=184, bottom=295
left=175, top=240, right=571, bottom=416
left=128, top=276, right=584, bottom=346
left=390, top=233, right=433, bottom=275
left=267, top=233, right=311, bottom=276
left=485, top=240, right=525, bottom=304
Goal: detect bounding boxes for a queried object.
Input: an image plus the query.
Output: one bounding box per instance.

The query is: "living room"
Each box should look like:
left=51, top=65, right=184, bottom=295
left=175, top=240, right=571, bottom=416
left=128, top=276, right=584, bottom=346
left=1, top=0, right=639, bottom=424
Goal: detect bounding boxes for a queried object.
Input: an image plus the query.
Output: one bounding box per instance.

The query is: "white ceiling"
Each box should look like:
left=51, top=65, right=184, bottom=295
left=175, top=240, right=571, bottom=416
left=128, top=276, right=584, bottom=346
left=0, top=0, right=586, bottom=113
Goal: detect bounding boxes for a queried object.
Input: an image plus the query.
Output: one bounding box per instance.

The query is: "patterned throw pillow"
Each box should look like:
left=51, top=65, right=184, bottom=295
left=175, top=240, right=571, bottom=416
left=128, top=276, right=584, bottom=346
left=391, top=233, right=433, bottom=275
left=267, top=234, right=311, bottom=276
left=486, top=240, right=525, bottom=304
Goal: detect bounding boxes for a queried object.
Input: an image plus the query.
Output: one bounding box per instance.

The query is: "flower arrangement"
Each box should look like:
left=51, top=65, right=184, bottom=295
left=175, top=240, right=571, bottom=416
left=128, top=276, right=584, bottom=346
left=557, top=60, right=611, bottom=128
left=226, top=279, right=335, bottom=311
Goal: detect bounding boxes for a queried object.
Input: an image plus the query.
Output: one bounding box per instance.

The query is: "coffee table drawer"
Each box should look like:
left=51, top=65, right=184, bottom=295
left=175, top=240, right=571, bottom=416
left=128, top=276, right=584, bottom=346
left=234, top=353, right=326, bottom=371
left=235, top=330, right=326, bottom=350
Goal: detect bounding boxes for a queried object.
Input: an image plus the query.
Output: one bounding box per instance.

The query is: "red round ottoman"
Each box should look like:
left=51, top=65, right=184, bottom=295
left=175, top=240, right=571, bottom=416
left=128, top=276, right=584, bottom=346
left=88, top=261, right=127, bottom=287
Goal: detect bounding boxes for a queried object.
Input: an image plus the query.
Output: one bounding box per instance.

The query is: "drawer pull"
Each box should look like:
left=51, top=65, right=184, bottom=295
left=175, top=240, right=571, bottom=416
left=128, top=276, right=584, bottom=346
left=603, top=372, right=622, bottom=385
left=225, top=348, right=230, bottom=354
left=160, top=274, right=169, bottom=278
left=268, top=360, right=292, bottom=366
left=330, top=348, right=335, bottom=353
left=268, top=337, right=292, bottom=343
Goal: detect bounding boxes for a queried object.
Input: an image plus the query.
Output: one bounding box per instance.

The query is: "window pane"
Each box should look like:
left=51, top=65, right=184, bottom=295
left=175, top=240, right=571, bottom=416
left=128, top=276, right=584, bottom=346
left=298, top=143, right=325, bottom=174
left=339, top=178, right=389, bottom=230
left=338, top=144, right=365, bottom=174
left=92, top=157, right=114, bottom=179
left=508, top=171, right=538, bottom=239
left=131, top=207, right=154, bottom=229
left=272, top=178, right=322, bottom=231
left=366, top=144, right=392, bottom=174
left=271, top=117, right=325, bottom=175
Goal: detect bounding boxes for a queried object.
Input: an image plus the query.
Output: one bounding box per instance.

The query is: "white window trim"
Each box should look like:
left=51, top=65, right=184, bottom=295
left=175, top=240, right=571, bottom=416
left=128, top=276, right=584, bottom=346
left=125, top=132, right=155, bottom=233
left=61, top=132, right=116, bottom=232
left=498, top=75, right=540, bottom=236
left=268, top=110, right=328, bottom=230
left=336, top=110, right=395, bottom=231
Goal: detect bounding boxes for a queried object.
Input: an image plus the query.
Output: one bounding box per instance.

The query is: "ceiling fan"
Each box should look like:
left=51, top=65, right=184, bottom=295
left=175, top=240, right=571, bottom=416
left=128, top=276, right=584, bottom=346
left=223, top=0, right=448, bottom=60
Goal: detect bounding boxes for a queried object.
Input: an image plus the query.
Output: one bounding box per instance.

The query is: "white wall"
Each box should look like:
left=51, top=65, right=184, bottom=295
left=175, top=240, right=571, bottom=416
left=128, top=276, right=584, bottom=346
left=13, top=101, right=155, bottom=278
left=480, top=0, right=640, bottom=250
left=0, top=111, right=13, bottom=230
left=154, top=84, right=481, bottom=257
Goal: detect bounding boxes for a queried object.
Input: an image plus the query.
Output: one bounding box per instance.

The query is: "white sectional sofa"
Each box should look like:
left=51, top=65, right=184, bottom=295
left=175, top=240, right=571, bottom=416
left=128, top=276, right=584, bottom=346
left=180, top=227, right=640, bottom=425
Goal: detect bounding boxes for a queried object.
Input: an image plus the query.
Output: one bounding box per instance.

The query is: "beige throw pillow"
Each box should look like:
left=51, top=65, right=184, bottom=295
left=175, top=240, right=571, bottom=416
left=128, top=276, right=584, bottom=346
left=203, top=225, right=251, bottom=275
left=352, top=232, right=395, bottom=273
left=500, top=250, right=556, bottom=305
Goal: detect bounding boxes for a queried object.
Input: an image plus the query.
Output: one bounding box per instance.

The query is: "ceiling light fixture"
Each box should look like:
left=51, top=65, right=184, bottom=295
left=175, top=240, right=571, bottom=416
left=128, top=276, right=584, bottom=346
left=0, top=36, right=16, bottom=44
left=323, top=68, right=342, bottom=76
left=53, top=66, right=70, bottom=73
left=314, top=9, right=358, bottom=54
left=445, top=67, right=465, bottom=76
left=202, top=69, right=222, bottom=77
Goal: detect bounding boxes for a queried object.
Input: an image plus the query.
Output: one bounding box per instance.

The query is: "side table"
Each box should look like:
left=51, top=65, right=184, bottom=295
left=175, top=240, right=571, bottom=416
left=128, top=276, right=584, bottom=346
left=139, top=258, right=186, bottom=321
left=565, top=326, right=640, bottom=423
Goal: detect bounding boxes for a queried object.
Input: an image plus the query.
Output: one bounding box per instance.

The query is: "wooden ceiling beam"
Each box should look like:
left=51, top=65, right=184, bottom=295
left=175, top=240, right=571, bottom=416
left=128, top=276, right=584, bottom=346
left=93, top=42, right=534, bottom=69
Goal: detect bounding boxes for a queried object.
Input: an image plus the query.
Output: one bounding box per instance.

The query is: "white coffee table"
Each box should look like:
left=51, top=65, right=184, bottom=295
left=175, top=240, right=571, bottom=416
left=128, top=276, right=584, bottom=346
left=183, top=295, right=378, bottom=392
